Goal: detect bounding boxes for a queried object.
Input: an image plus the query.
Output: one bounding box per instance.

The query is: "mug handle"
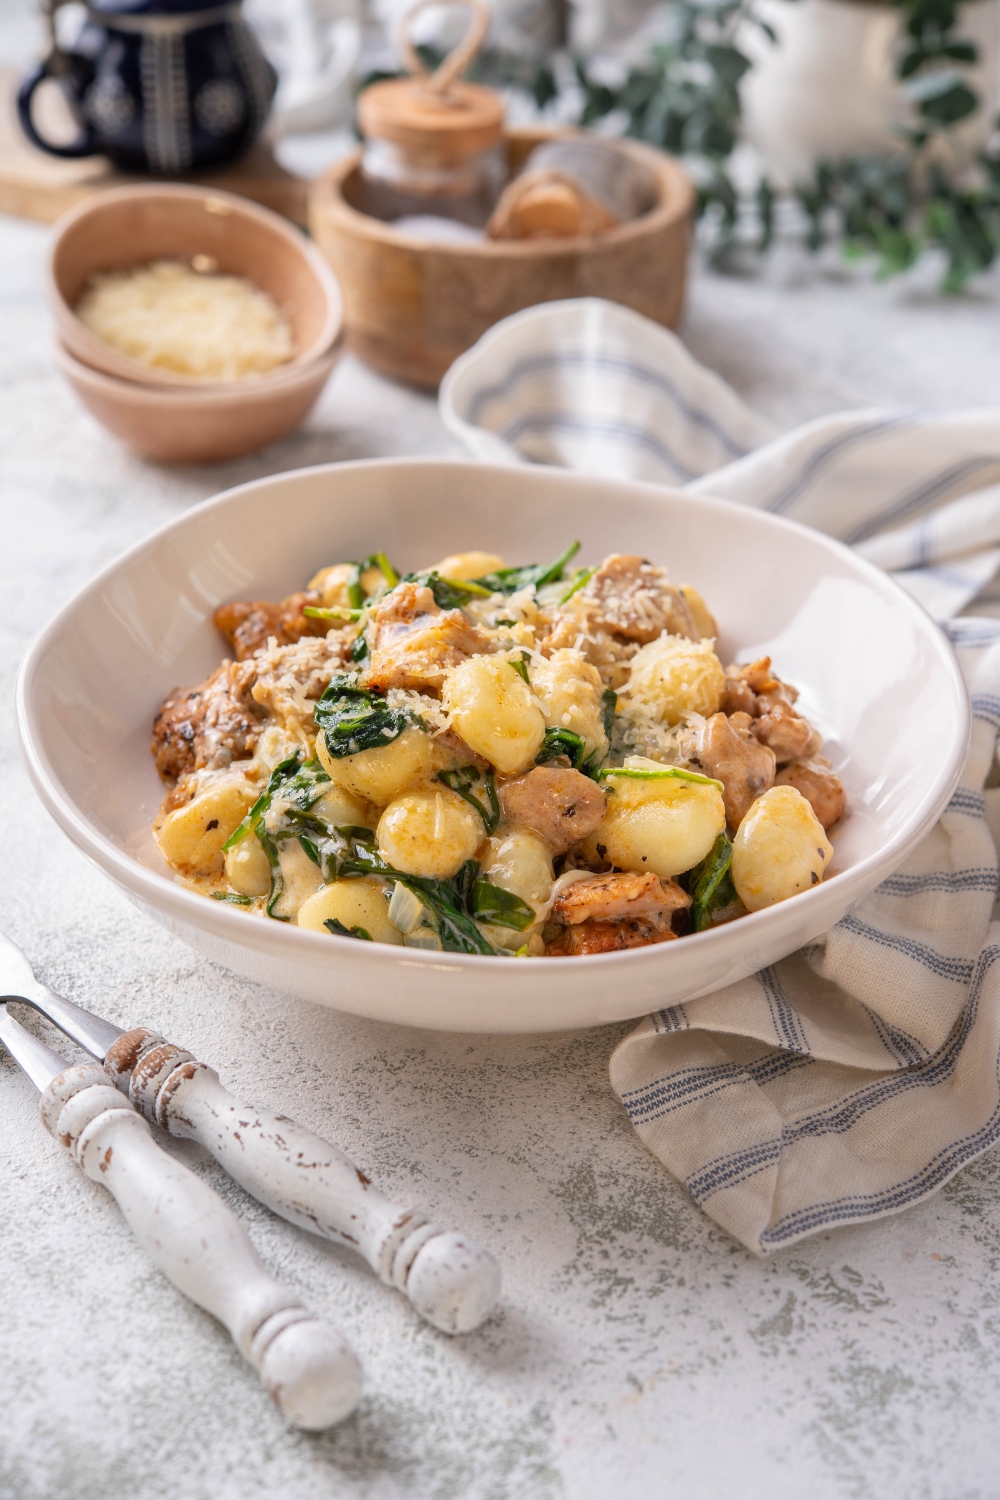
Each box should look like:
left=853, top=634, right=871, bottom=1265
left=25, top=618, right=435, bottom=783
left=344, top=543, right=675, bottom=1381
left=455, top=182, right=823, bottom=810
left=17, top=60, right=99, bottom=159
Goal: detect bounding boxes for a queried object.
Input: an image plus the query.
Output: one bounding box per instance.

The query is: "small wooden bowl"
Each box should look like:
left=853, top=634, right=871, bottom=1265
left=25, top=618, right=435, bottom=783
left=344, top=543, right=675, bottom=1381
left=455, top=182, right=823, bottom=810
left=54, top=338, right=341, bottom=463
left=48, top=184, right=343, bottom=388
left=309, top=128, right=694, bottom=390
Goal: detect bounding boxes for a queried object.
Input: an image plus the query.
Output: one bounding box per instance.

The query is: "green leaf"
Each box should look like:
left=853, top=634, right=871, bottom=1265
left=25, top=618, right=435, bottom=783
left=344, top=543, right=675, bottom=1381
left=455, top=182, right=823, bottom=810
left=686, top=831, right=736, bottom=931
left=222, top=753, right=303, bottom=852
left=211, top=891, right=254, bottom=906
left=314, top=675, right=416, bottom=758
left=470, top=879, right=536, bottom=932
left=558, top=566, right=597, bottom=604
left=907, top=72, right=978, bottom=125
left=437, top=766, right=501, bottom=835
left=600, top=765, right=723, bottom=789
left=600, top=689, right=617, bottom=744
left=323, top=918, right=373, bottom=941
left=473, top=541, right=581, bottom=596
left=509, top=653, right=531, bottom=684
left=536, top=727, right=587, bottom=770
left=303, top=605, right=363, bottom=622
left=405, top=570, right=493, bottom=609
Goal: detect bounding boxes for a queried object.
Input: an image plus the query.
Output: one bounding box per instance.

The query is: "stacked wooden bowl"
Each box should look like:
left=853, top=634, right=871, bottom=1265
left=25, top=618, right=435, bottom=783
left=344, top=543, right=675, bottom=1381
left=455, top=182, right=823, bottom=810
left=309, top=127, right=695, bottom=391
left=48, top=185, right=344, bottom=462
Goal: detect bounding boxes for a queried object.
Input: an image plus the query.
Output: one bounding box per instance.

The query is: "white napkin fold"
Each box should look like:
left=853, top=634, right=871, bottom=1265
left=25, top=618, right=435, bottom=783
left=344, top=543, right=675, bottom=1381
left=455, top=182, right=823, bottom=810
left=440, top=297, right=1000, bottom=1253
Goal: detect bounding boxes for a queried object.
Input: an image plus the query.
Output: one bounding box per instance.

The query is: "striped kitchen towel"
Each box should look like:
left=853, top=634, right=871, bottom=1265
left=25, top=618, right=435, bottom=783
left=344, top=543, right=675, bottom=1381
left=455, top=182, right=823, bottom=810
left=441, top=297, right=1000, bottom=1253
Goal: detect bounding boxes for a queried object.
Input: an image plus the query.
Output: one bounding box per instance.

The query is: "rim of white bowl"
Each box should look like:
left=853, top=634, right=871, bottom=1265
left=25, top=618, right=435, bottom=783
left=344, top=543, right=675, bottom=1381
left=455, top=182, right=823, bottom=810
left=15, top=457, right=971, bottom=978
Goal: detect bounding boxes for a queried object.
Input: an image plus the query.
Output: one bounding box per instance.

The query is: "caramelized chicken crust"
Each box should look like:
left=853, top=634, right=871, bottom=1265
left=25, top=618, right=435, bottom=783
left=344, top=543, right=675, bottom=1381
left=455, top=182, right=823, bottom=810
left=152, top=659, right=263, bottom=782
left=695, top=711, right=776, bottom=829
left=552, top=871, right=691, bottom=925
left=214, top=590, right=329, bottom=661
left=361, top=581, right=493, bottom=694
left=545, top=914, right=678, bottom=956
left=775, top=758, right=846, bottom=829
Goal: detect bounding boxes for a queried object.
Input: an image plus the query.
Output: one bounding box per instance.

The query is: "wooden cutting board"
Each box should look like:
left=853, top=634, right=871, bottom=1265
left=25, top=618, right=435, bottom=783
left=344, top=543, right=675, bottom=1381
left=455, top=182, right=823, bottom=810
left=0, top=68, right=309, bottom=226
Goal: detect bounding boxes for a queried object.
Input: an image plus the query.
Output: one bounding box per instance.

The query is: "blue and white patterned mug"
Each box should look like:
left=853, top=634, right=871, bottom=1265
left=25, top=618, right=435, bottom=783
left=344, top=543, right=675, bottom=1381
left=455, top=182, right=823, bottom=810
left=18, top=0, right=277, bottom=173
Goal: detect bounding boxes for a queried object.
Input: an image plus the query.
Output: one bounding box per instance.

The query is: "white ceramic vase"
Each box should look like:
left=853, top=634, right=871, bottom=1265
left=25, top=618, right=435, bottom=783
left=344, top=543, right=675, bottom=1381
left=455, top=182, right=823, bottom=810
left=740, top=0, right=1000, bottom=183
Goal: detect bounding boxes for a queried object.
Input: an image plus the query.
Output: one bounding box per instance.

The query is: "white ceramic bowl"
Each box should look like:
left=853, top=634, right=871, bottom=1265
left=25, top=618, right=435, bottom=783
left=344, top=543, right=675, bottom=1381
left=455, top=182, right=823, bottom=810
left=16, top=459, right=969, bottom=1034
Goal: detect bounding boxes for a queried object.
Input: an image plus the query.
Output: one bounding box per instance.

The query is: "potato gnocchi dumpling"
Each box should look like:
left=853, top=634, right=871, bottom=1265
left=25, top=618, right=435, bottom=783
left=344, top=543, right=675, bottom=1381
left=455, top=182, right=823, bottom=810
left=297, top=878, right=402, bottom=944
left=530, top=649, right=609, bottom=764
left=731, top=785, right=834, bottom=912
left=583, top=758, right=726, bottom=878
left=442, top=654, right=546, bottom=776
left=377, top=787, right=484, bottom=880
left=317, top=723, right=439, bottom=805
left=151, top=540, right=845, bottom=958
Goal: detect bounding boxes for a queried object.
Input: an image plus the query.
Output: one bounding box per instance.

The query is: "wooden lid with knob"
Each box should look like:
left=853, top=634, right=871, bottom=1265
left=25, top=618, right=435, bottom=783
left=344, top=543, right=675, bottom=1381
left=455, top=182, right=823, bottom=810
left=357, top=0, right=504, bottom=166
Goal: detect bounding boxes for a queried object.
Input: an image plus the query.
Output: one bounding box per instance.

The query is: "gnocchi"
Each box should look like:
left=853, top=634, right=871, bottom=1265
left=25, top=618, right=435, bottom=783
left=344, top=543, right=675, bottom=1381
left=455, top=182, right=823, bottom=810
left=530, top=649, right=609, bottom=764
left=155, top=778, right=255, bottom=878
left=377, top=787, right=484, bottom=879
left=584, top=758, right=726, bottom=878
left=298, top=878, right=402, bottom=943
left=442, top=654, right=546, bottom=776
left=152, top=540, right=844, bottom=958
left=731, top=785, right=833, bottom=912
left=316, top=724, right=439, bottom=806
left=480, top=830, right=554, bottom=913
left=619, top=635, right=726, bottom=727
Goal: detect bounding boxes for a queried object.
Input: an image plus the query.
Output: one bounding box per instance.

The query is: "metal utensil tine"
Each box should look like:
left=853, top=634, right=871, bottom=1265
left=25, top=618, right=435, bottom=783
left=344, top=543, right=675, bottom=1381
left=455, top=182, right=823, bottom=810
left=8, top=986, right=123, bottom=1059
left=0, top=929, right=123, bottom=1058
left=0, top=1002, right=70, bottom=1091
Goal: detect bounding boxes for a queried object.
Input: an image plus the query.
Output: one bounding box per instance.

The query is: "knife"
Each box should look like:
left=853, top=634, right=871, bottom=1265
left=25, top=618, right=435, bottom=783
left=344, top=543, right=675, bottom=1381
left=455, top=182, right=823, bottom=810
left=0, top=1001, right=362, bottom=1430
left=0, top=931, right=500, bottom=1336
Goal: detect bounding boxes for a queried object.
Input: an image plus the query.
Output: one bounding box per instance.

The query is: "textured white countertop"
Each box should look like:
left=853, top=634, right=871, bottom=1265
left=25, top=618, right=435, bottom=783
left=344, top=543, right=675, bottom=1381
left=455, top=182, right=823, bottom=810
left=4, top=195, right=1000, bottom=1499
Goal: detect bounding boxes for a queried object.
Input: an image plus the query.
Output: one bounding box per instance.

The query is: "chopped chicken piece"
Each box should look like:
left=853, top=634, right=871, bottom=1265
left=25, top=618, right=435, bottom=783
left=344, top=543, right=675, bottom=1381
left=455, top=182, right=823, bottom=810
left=581, top=555, right=701, bottom=644
left=545, top=913, right=678, bottom=956
left=250, top=632, right=355, bottom=735
left=536, top=553, right=701, bottom=689
left=361, top=581, right=493, bottom=694
left=722, top=656, right=800, bottom=715
left=499, top=766, right=607, bottom=856
left=152, top=659, right=263, bottom=782
left=696, top=711, right=776, bottom=828
left=553, top=870, right=691, bottom=925
left=214, top=590, right=329, bottom=661
left=776, top=758, right=846, bottom=829
left=752, top=701, right=820, bottom=764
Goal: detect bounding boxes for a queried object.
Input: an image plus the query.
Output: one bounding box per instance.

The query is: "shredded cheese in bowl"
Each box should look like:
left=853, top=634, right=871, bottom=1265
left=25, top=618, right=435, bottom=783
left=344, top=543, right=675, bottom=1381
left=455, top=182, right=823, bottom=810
left=75, top=258, right=295, bottom=381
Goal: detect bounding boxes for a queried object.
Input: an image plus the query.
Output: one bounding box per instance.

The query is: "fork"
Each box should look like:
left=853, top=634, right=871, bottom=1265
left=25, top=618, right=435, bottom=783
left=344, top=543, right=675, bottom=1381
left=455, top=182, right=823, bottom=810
left=0, top=931, right=500, bottom=1336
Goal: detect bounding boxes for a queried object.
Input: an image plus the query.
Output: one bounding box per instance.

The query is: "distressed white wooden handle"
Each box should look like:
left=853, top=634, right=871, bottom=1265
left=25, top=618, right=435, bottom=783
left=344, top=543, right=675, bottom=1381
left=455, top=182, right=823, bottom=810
left=40, top=1064, right=363, bottom=1430
left=106, top=1030, right=501, bottom=1336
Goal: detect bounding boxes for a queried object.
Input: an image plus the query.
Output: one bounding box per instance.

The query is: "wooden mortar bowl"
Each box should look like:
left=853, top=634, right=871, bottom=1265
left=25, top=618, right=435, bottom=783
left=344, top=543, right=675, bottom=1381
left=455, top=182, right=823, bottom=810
left=309, top=128, right=695, bottom=390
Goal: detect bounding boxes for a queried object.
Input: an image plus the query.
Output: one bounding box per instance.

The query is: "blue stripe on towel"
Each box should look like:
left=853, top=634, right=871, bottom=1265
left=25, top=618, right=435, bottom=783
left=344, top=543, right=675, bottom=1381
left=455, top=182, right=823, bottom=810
left=498, top=413, right=697, bottom=482
left=694, top=946, right=1000, bottom=1224
left=859, top=1004, right=928, bottom=1067
left=836, top=915, right=975, bottom=983
left=878, top=868, right=998, bottom=897
left=844, top=456, right=1000, bottom=545
left=948, top=789, right=986, bottom=818
left=762, top=415, right=918, bottom=516
left=971, top=693, right=1000, bottom=728
left=687, top=1137, right=783, bottom=1199
left=759, top=953, right=1000, bottom=1242
left=620, top=1050, right=812, bottom=1125
left=943, top=621, right=1000, bottom=647
left=757, top=967, right=809, bottom=1052
left=652, top=1005, right=691, bottom=1033
left=467, top=352, right=751, bottom=460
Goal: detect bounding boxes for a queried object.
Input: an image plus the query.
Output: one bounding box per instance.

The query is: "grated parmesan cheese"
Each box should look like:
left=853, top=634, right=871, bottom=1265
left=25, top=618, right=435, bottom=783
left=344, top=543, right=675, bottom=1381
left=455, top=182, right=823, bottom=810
left=75, top=258, right=295, bottom=381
